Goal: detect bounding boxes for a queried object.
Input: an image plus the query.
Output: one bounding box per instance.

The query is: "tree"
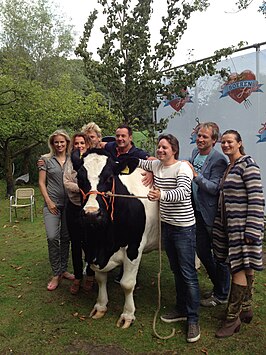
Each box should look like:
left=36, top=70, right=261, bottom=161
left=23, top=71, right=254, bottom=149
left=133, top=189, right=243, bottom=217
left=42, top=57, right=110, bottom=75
left=0, top=0, right=118, bottom=196
left=0, top=70, right=117, bottom=195
left=75, top=0, right=240, bottom=137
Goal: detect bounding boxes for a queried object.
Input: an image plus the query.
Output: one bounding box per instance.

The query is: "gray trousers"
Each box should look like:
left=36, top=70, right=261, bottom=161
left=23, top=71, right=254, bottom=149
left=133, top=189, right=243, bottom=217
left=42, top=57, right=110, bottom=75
left=43, top=206, right=70, bottom=276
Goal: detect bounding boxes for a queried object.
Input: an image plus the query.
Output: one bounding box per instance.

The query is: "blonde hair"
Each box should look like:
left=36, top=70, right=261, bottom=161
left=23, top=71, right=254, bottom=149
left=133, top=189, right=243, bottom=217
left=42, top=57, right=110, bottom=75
left=196, top=122, right=220, bottom=142
left=43, top=129, right=71, bottom=158
left=81, top=122, right=102, bottom=139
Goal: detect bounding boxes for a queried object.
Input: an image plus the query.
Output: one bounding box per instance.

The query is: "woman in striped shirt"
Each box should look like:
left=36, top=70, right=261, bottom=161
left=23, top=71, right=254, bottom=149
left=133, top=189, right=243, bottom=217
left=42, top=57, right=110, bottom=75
left=213, top=130, right=264, bottom=338
left=138, top=134, right=200, bottom=343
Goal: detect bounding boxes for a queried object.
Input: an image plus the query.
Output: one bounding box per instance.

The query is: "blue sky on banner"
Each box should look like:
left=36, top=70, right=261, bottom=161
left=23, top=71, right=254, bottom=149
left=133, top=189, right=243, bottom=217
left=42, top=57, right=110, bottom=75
left=58, top=0, right=266, bottom=64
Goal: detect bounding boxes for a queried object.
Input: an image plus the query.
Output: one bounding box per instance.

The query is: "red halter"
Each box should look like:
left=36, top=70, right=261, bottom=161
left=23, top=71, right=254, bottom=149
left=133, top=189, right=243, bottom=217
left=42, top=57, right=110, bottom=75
left=79, top=178, right=115, bottom=221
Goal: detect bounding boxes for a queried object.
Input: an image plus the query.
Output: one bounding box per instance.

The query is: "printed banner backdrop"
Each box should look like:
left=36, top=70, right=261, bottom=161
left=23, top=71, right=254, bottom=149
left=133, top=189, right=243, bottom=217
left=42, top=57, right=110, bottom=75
left=158, top=48, right=266, bottom=206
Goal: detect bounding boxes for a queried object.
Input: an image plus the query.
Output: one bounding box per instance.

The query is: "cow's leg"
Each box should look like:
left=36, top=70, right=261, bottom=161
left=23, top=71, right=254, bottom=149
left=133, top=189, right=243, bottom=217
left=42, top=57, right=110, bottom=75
left=116, top=257, right=140, bottom=329
left=89, top=271, right=108, bottom=319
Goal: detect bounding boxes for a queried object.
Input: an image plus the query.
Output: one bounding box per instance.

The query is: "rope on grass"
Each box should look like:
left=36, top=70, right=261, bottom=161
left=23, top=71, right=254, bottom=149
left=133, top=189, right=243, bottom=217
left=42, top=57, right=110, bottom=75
left=152, top=205, right=175, bottom=340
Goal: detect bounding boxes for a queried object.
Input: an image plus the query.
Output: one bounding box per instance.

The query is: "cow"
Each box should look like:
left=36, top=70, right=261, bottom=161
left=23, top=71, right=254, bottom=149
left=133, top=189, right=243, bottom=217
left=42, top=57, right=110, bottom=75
left=74, top=148, right=159, bottom=329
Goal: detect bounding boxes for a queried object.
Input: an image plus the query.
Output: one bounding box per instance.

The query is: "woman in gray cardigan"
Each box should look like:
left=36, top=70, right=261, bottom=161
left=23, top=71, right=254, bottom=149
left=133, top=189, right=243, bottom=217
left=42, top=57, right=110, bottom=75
left=213, top=130, right=264, bottom=338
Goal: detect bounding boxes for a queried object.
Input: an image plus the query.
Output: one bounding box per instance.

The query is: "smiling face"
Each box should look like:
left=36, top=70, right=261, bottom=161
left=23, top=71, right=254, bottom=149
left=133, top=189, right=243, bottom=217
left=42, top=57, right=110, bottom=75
left=73, top=135, right=87, bottom=153
left=52, top=135, right=67, bottom=154
left=196, top=127, right=216, bottom=155
left=156, top=138, right=177, bottom=166
left=115, top=128, right=132, bottom=152
left=221, top=133, right=242, bottom=159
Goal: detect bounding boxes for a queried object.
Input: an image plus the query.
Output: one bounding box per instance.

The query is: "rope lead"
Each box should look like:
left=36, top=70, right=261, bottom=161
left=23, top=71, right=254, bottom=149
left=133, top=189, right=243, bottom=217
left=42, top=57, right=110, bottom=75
left=152, top=205, right=175, bottom=340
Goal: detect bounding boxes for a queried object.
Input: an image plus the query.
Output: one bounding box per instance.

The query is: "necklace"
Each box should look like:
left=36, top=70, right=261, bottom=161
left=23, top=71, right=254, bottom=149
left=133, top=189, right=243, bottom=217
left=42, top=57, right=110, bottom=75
left=56, top=156, right=66, bottom=164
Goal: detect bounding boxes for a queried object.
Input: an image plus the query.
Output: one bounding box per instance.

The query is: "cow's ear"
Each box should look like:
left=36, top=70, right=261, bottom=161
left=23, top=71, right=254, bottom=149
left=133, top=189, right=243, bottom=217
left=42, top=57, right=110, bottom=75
left=71, top=149, right=84, bottom=171
left=114, top=157, right=139, bottom=175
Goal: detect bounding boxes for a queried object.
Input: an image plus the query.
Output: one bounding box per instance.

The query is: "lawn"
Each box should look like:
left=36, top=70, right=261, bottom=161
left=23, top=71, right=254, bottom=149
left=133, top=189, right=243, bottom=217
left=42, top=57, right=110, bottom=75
left=0, top=180, right=265, bottom=354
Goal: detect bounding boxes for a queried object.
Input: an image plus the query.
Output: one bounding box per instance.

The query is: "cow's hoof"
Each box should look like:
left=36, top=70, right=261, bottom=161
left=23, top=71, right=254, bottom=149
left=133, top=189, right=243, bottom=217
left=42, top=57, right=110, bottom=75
left=90, top=308, right=106, bottom=319
left=116, top=317, right=133, bottom=329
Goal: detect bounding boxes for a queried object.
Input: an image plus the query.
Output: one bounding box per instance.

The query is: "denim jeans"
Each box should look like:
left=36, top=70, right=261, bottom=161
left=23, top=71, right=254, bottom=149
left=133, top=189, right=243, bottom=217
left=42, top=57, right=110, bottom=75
left=195, top=211, right=230, bottom=300
left=162, top=222, right=200, bottom=324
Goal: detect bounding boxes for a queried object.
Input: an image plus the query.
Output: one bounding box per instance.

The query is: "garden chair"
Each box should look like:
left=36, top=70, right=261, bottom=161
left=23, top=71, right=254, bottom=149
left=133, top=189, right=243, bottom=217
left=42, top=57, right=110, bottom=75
left=9, top=188, right=37, bottom=223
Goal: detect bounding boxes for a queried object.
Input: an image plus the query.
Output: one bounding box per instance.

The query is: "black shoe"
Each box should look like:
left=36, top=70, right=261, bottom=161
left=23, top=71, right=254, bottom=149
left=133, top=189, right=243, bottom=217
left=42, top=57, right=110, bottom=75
left=160, top=310, right=187, bottom=323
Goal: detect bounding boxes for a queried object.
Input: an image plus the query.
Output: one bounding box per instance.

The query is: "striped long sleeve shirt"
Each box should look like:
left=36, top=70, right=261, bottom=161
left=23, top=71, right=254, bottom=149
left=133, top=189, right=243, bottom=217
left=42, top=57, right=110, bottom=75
left=138, top=159, right=195, bottom=227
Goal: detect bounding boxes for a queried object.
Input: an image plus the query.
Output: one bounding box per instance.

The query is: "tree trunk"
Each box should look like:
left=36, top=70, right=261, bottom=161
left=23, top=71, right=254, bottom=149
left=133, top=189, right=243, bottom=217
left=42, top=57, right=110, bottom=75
left=21, top=150, right=30, bottom=175
left=4, top=143, right=14, bottom=198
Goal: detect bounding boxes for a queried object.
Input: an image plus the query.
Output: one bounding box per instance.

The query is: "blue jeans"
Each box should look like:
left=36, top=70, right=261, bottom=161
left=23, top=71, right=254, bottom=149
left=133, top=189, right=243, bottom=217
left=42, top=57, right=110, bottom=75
left=162, top=222, right=200, bottom=324
left=195, top=211, right=230, bottom=300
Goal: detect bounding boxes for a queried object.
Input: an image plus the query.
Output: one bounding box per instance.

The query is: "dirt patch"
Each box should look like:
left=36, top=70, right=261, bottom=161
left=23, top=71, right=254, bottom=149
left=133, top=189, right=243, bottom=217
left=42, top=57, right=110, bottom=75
left=66, top=341, right=177, bottom=355
left=66, top=341, right=129, bottom=354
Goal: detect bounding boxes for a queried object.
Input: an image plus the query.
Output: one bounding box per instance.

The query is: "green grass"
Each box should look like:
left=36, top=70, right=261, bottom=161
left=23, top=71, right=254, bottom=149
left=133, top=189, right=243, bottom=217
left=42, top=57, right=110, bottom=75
left=0, top=180, right=265, bottom=354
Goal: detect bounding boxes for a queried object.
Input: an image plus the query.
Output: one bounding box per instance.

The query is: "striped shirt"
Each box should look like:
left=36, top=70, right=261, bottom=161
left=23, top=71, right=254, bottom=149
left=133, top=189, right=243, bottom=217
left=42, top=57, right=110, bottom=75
left=138, top=159, right=195, bottom=227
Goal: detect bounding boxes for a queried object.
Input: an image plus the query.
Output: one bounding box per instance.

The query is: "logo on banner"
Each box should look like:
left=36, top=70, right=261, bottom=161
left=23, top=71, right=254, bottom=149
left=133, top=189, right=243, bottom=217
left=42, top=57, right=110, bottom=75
left=257, top=123, right=266, bottom=143
left=190, top=118, right=201, bottom=144
left=220, top=70, right=263, bottom=107
left=163, top=88, right=193, bottom=113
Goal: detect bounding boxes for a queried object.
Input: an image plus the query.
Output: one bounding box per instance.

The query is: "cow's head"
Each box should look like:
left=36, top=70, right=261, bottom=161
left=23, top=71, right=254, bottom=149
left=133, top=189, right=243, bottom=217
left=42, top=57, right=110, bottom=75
left=76, top=148, right=139, bottom=226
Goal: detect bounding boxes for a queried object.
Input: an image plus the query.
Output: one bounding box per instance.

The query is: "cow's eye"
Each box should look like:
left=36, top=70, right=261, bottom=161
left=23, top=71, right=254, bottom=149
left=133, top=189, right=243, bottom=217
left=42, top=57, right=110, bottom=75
left=105, top=175, right=113, bottom=184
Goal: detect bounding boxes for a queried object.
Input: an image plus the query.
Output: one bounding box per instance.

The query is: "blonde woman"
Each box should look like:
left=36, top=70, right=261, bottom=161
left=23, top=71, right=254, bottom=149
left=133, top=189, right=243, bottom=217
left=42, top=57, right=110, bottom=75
left=39, top=129, right=74, bottom=291
left=81, top=121, right=102, bottom=148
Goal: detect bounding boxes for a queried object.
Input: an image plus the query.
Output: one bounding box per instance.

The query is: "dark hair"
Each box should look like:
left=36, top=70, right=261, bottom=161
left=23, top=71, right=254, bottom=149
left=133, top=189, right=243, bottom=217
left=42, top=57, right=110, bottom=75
left=116, top=124, right=133, bottom=136
left=158, top=134, right=180, bottom=159
left=222, top=129, right=245, bottom=155
left=71, top=132, right=90, bottom=151
left=197, top=122, right=220, bottom=141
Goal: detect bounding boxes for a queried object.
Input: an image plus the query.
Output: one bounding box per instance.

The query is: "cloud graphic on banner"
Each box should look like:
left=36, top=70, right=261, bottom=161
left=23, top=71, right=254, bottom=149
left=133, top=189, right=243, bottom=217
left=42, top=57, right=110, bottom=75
left=190, top=118, right=201, bottom=144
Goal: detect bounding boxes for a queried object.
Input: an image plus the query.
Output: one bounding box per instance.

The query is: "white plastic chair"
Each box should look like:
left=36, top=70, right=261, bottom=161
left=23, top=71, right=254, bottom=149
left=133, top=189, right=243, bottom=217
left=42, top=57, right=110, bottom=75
left=10, top=188, right=37, bottom=222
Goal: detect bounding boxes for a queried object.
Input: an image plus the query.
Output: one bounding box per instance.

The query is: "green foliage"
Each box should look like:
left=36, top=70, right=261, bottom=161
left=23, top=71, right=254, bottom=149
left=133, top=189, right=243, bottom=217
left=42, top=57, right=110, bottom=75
left=0, top=0, right=74, bottom=59
left=75, top=0, right=242, bottom=134
left=236, top=0, right=254, bottom=11
left=0, top=0, right=119, bottom=194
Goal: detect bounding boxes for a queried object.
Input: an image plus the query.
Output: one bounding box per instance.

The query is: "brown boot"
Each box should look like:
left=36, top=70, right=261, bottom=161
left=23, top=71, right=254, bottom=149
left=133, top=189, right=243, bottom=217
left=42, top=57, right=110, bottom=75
left=239, top=274, right=254, bottom=324
left=70, top=279, right=81, bottom=295
left=215, top=283, right=247, bottom=338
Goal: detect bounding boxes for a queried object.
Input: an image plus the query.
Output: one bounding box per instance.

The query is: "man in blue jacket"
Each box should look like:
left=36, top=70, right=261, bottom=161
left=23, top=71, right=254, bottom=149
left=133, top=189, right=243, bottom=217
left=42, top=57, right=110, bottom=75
left=189, top=122, right=230, bottom=307
left=102, top=124, right=149, bottom=161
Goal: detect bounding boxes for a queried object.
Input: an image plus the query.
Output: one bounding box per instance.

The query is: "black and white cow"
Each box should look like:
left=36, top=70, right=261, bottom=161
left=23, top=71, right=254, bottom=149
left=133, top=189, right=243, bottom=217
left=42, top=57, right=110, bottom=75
left=75, top=149, right=159, bottom=328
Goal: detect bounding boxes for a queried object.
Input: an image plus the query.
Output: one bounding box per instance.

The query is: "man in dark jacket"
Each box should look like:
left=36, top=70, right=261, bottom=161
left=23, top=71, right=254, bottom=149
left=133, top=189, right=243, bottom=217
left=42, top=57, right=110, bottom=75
left=102, top=124, right=149, bottom=161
